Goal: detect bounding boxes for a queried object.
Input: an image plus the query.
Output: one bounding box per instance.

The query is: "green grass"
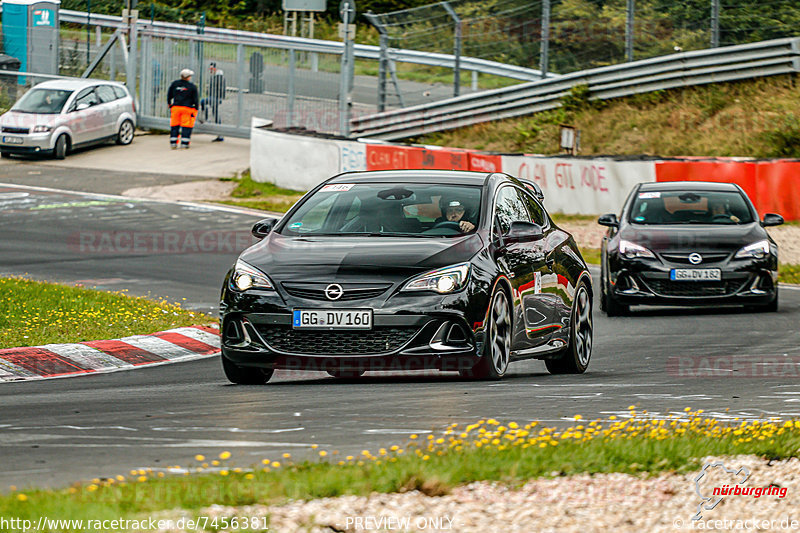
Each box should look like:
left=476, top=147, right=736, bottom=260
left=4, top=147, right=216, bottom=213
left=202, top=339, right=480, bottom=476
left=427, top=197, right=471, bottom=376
left=220, top=173, right=304, bottom=214
left=551, top=213, right=599, bottom=224
left=0, top=277, right=208, bottom=349
left=780, top=264, right=800, bottom=285
left=580, top=247, right=601, bottom=265
left=3, top=411, right=800, bottom=527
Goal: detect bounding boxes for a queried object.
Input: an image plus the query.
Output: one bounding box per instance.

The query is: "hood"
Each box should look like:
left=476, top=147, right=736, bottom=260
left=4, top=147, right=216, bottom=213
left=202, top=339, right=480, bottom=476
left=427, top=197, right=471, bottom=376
left=1, top=111, right=57, bottom=130
left=619, top=222, right=767, bottom=253
left=239, top=233, right=484, bottom=284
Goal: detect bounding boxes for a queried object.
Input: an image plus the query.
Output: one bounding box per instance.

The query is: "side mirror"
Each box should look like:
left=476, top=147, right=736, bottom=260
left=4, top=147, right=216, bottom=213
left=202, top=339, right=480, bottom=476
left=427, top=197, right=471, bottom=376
left=598, top=213, right=619, bottom=228
left=504, top=220, right=544, bottom=243
left=762, top=213, right=784, bottom=227
left=75, top=102, right=90, bottom=111
left=251, top=217, right=278, bottom=239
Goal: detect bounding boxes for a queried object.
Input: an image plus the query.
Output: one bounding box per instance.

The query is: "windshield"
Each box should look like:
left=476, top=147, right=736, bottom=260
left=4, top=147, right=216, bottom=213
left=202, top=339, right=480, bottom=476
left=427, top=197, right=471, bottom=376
left=280, top=183, right=482, bottom=237
left=630, top=190, right=754, bottom=225
left=11, top=88, right=73, bottom=114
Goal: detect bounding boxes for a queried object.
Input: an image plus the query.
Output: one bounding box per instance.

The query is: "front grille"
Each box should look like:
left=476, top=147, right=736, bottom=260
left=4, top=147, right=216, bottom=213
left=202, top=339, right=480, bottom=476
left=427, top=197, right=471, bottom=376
left=659, top=252, right=730, bottom=264
left=257, top=325, right=419, bottom=355
left=281, top=282, right=391, bottom=301
left=643, top=279, right=746, bottom=297
left=1, top=126, right=28, bottom=134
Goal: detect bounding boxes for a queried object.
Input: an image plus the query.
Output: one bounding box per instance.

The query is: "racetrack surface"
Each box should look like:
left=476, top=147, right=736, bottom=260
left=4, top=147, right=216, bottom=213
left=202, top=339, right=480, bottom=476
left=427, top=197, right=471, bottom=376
left=2, top=181, right=800, bottom=490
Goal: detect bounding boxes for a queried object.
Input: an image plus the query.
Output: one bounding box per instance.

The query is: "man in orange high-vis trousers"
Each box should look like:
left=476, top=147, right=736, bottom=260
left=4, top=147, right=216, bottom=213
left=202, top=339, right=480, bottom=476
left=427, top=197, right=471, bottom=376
left=166, top=69, right=199, bottom=149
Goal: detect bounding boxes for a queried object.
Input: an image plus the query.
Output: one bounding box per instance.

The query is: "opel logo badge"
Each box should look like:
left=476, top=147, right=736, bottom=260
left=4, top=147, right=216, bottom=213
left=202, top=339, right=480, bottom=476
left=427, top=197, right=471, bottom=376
left=325, top=283, right=344, bottom=300
left=688, top=253, right=703, bottom=265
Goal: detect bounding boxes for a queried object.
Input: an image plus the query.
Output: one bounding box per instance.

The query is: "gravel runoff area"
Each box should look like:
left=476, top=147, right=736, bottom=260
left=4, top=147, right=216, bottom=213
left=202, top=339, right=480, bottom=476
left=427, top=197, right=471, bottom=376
left=153, top=455, right=800, bottom=532
left=560, top=220, right=800, bottom=266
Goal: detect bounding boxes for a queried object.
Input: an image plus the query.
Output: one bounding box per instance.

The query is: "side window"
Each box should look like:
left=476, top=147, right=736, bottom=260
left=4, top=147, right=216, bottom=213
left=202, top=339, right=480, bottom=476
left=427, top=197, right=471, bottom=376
left=520, top=190, right=546, bottom=226
left=95, top=85, right=117, bottom=103
left=494, top=186, right=531, bottom=235
left=112, top=86, right=127, bottom=99
left=295, top=194, right=338, bottom=232
left=72, top=88, right=99, bottom=110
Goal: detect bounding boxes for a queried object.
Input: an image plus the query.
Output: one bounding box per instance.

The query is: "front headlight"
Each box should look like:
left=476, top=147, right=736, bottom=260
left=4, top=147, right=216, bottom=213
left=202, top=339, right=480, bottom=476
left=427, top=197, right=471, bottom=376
left=735, top=240, right=770, bottom=259
left=229, top=259, right=274, bottom=291
left=32, top=125, right=52, bottom=133
left=619, top=240, right=655, bottom=259
left=402, top=263, right=470, bottom=294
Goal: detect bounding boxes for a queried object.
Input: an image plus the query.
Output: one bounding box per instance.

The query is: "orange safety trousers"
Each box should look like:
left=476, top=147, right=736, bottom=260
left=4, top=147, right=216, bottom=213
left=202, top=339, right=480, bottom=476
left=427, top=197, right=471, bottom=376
left=170, top=106, right=197, bottom=128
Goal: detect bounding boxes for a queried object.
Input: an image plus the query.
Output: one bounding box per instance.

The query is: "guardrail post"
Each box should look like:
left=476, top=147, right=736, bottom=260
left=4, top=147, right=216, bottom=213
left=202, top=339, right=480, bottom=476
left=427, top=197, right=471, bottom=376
left=711, top=0, right=720, bottom=48
left=540, top=0, right=550, bottom=78
left=441, top=2, right=461, bottom=97
left=626, top=0, right=634, bottom=62
left=236, top=43, right=245, bottom=129
left=288, top=48, right=296, bottom=128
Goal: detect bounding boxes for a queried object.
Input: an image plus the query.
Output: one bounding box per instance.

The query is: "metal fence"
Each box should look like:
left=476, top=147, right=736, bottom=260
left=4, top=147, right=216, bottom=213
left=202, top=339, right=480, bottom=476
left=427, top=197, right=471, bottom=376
left=351, top=37, right=800, bottom=140
left=368, top=0, right=800, bottom=78
left=136, top=28, right=364, bottom=136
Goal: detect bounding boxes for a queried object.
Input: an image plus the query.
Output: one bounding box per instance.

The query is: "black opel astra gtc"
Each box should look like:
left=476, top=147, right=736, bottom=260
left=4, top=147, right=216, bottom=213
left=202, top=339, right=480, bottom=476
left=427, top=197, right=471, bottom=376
left=598, top=181, right=783, bottom=316
left=219, top=170, right=593, bottom=383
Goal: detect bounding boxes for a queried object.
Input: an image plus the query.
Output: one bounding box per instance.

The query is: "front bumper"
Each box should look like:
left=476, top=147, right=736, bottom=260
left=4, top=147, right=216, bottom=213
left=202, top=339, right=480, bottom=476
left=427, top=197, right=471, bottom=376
left=609, top=258, right=777, bottom=307
left=220, top=286, right=488, bottom=373
left=0, top=133, right=53, bottom=154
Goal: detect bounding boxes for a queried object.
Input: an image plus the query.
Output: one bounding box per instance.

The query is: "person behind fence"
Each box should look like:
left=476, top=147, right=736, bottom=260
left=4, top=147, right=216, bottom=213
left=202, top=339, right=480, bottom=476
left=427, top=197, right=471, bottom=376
left=166, top=68, right=199, bottom=149
left=206, top=62, right=227, bottom=142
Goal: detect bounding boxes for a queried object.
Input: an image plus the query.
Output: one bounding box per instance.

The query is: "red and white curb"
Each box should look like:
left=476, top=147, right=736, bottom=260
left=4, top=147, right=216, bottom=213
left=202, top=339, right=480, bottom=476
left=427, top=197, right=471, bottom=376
left=0, top=326, right=220, bottom=382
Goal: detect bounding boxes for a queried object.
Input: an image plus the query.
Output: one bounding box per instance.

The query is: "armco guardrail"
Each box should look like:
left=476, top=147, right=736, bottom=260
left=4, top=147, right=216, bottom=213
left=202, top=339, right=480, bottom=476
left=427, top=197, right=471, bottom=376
left=49, top=9, right=549, bottom=81
left=350, top=37, right=800, bottom=140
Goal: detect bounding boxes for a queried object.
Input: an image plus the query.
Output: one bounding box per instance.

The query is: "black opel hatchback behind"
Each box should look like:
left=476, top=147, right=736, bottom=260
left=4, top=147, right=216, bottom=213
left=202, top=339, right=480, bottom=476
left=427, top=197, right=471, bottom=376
left=220, top=170, right=593, bottom=383
left=599, top=181, right=784, bottom=315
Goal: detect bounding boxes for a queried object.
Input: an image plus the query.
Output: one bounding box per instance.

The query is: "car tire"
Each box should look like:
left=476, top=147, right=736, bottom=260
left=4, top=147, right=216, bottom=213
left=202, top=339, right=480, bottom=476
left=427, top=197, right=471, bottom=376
left=53, top=134, right=68, bottom=160
left=602, top=276, right=628, bottom=316
left=460, top=286, right=512, bottom=380
left=546, top=281, right=593, bottom=375
left=327, top=370, right=365, bottom=379
left=0, top=151, right=10, bottom=159
left=221, top=356, right=273, bottom=384
left=116, top=119, right=134, bottom=145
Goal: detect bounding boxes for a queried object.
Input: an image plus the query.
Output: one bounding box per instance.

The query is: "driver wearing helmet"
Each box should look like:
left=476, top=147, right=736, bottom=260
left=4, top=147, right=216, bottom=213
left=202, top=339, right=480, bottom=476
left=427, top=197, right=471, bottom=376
left=437, top=198, right=476, bottom=233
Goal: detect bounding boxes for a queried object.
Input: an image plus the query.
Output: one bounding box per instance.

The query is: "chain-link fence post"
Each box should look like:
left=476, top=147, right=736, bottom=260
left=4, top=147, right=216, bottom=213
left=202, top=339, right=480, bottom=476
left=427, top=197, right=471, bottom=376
left=441, top=1, right=461, bottom=97
left=540, top=0, right=550, bottom=78
left=626, top=0, right=634, bottom=62
left=711, top=0, right=720, bottom=47
left=339, top=0, right=356, bottom=136
left=364, top=13, right=388, bottom=112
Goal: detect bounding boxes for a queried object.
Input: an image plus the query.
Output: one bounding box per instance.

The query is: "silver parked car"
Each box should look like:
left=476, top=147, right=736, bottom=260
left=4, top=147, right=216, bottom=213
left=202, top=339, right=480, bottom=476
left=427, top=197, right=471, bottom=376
left=0, top=78, right=136, bottom=159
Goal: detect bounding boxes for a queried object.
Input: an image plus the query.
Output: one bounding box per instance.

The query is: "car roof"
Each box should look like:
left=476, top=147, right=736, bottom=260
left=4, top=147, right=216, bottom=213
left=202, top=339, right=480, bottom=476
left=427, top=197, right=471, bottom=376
left=32, top=78, right=126, bottom=91
left=328, top=170, right=492, bottom=186
left=639, top=181, right=741, bottom=192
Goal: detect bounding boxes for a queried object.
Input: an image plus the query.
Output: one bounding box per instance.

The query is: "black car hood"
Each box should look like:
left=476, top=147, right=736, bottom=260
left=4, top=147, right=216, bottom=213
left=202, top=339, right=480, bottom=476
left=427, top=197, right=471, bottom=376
left=239, top=233, right=484, bottom=284
left=619, top=222, right=767, bottom=253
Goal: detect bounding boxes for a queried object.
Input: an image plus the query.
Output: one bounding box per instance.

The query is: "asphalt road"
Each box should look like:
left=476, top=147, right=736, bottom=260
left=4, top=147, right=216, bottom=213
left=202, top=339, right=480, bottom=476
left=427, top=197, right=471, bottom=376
left=2, top=180, right=800, bottom=490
